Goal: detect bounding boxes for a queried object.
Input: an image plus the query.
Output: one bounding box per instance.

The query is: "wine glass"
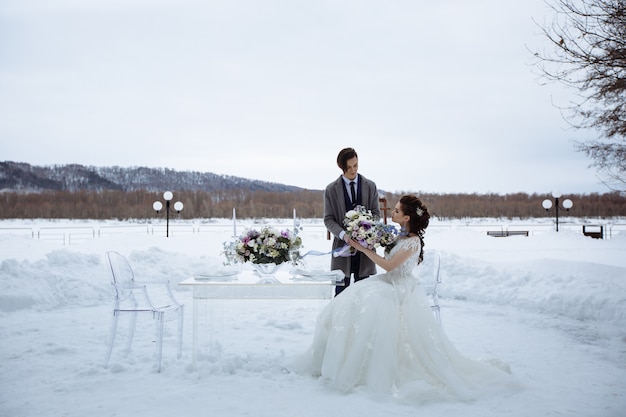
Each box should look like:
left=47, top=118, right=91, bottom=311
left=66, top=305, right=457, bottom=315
left=222, top=242, right=236, bottom=266
left=288, top=248, right=300, bottom=274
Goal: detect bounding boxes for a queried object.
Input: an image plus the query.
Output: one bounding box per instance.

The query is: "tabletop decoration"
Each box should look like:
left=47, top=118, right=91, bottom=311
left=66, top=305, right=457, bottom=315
left=233, top=226, right=302, bottom=264
left=221, top=241, right=238, bottom=265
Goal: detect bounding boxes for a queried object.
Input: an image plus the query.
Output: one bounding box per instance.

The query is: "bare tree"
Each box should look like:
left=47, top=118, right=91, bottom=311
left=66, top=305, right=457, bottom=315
left=531, top=0, right=626, bottom=190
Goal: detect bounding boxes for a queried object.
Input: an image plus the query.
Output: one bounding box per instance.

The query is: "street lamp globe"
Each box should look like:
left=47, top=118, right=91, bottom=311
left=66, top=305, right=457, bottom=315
left=173, top=201, right=184, bottom=212
left=542, top=199, right=553, bottom=210
left=163, top=191, right=173, bottom=201
left=153, top=201, right=163, bottom=212
left=563, top=199, right=573, bottom=210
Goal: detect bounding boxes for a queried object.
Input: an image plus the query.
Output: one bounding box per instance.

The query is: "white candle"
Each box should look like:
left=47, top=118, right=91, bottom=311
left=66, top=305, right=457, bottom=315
left=233, top=207, right=237, bottom=237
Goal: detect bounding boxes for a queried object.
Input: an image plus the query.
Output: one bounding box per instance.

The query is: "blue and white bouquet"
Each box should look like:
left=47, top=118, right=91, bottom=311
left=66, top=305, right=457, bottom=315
left=335, top=205, right=398, bottom=257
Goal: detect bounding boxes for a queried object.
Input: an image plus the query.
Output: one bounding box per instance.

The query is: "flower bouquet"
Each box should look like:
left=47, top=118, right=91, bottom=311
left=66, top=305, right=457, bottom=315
left=232, top=226, right=302, bottom=265
left=335, top=205, right=398, bottom=257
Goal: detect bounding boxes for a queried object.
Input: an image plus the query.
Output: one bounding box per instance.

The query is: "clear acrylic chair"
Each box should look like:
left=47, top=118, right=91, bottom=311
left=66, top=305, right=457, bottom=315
left=415, top=249, right=442, bottom=324
left=104, top=251, right=184, bottom=372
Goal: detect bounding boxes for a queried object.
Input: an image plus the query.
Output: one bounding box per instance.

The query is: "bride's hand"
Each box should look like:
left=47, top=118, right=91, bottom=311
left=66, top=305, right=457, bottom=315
left=347, top=238, right=364, bottom=252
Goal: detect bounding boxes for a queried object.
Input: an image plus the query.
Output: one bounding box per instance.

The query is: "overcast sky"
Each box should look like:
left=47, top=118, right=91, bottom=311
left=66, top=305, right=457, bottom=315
left=0, top=0, right=608, bottom=195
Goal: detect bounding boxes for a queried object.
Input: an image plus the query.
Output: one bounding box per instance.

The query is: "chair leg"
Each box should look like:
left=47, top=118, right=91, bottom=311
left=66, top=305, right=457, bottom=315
left=126, top=311, right=138, bottom=353
left=177, top=306, right=184, bottom=359
left=104, top=310, right=119, bottom=368
left=155, top=312, right=165, bottom=372
left=432, top=294, right=441, bottom=324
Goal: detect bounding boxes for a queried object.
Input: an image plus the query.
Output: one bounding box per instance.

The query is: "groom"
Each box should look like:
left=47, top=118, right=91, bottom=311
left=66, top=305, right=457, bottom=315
left=324, top=147, right=380, bottom=296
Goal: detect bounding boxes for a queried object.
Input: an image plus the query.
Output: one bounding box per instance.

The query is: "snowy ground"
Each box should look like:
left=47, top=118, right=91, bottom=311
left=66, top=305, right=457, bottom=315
left=0, top=217, right=625, bottom=417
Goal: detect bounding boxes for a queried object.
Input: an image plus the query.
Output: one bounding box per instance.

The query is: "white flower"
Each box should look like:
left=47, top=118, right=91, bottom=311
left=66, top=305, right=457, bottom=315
left=337, top=205, right=398, bottom=257
left=231, top=227, right=302, bottom=264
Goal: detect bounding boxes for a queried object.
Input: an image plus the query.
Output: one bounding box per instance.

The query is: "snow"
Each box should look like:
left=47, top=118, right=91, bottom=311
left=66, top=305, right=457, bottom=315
left=1, top=217, right=625, bottom=417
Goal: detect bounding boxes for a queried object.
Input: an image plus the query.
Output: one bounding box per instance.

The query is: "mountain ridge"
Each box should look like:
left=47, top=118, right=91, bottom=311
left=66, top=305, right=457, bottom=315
left=0, top=161, right=309, bottom=193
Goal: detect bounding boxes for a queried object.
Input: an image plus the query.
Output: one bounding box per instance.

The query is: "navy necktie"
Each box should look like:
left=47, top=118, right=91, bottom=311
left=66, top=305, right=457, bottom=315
left=350, top=181, right=356, bottom=203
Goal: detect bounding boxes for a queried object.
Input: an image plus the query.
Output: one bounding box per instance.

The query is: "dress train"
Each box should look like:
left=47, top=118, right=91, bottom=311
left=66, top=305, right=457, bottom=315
left=291, top=237, right=521, bottom=402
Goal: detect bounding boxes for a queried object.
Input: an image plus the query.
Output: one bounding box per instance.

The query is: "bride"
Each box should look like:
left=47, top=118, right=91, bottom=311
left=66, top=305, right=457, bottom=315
left=292, top=195, right=520, bottom=402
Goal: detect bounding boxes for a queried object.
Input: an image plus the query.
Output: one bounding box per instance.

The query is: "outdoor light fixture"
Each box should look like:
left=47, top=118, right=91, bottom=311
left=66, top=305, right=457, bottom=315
left=153, top=191, right=184, bottom=237
left=542, top=191, right=573, bottom=232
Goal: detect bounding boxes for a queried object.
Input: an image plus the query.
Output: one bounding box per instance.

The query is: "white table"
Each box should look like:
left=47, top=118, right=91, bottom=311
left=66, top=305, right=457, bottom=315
left=180, top=267, right=342, bottom=366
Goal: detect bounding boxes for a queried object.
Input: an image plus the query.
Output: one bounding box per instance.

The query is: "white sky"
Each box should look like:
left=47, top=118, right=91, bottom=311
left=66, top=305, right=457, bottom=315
left=0, top=0, right=607, bottom=195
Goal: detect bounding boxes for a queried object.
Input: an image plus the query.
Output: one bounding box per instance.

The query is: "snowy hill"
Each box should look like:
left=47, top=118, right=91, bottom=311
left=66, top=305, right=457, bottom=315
left=0, top=161, right=305, bottom=193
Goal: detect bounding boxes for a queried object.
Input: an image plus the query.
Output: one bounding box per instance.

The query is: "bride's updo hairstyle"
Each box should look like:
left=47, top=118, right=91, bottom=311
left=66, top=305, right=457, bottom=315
left=399, top=194, right=430, bottom=263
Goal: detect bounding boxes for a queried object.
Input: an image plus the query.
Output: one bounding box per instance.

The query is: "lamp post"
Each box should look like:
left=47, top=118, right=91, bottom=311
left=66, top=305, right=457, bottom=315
left=542, top=191, right=573, bottom=232
left=152, top=191, right=184, bottom=237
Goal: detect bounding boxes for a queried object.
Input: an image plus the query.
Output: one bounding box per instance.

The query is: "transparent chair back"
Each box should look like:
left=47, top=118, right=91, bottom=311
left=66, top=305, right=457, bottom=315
left=414, top=249, right=442, bottom=324
left=104, top=251, right=184, bottom=372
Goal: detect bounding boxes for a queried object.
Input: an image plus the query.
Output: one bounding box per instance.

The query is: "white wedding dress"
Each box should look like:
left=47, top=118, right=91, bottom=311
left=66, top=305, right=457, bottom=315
left=292, top=237, right=520, bottom=402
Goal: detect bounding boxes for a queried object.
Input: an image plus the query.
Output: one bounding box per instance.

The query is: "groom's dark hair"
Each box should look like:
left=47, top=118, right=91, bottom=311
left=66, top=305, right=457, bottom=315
left=337, top=147, right=358, bottom=171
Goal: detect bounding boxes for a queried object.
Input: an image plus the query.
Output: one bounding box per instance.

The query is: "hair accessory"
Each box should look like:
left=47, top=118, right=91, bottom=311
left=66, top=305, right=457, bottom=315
left=416, top=208, right=424, bottom=216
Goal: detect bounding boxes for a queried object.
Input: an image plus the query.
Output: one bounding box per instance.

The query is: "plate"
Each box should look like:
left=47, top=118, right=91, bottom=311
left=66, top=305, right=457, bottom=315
left=294, top=269, right=344, bottom=280
left=193, top=269, right=239, bottom=281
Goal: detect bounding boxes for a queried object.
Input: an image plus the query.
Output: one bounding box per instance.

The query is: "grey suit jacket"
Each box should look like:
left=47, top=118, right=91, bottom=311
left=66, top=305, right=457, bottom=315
left=323, top=174, right=381, bottom=278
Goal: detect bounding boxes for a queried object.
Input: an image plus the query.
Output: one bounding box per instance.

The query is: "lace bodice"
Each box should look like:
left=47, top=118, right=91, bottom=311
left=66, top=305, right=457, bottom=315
left=384, top=236, right=421, bottom=280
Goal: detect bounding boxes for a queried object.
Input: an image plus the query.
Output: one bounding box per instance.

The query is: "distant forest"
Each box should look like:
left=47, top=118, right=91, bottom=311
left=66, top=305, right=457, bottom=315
left=2, top=161, right=624, bottom=220
left=1, top=190, right=624, bottom=220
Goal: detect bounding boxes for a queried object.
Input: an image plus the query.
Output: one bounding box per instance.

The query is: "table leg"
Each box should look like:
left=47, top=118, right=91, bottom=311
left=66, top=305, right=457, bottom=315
left=192, top=296, right=198, bottom=368
left=208, top=300, right=214, bottom=354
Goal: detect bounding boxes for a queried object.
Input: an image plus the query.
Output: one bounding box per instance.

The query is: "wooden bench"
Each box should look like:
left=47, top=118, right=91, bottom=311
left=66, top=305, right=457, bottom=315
left=486, top=230, right=529, bottom=237
left=582, top=225, right=603, bottom=239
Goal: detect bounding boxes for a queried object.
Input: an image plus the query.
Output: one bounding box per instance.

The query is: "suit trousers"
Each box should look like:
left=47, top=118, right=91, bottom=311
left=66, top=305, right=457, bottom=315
left=335, top=252, right=368, bottom=296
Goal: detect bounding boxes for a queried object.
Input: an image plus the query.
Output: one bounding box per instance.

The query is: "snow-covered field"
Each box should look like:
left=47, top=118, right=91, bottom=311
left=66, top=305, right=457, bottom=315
left=1, top=217, right=625, bottom=417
